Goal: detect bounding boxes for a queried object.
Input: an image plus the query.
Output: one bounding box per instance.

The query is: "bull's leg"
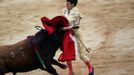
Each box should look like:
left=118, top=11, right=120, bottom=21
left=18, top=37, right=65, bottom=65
left=43, top=60, right=58, bottom=75
left=0, top=60, right=6, bottom=75
left=51, top=59, right=67, bottom=69
left=0, top=67, right=5, bottom=75
left=13, top=72, right=16, bottom=75
left=0, top=65, right=6, bottom=75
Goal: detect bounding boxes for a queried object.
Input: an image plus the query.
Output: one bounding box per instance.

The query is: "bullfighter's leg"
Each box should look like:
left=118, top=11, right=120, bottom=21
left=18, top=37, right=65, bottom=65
left=76, top=34, right=94, bottom=75
left=51, top=59, right=67, bottom=69
left=66, top=61, right=75, bottom=75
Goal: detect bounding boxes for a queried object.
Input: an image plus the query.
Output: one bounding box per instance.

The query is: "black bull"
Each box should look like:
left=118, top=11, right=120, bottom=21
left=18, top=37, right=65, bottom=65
left=0, top=28, right=66, bottom=75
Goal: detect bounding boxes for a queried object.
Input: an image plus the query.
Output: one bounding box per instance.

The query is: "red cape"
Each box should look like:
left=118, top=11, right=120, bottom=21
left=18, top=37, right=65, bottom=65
left=41, top=16, right=76, bottom=62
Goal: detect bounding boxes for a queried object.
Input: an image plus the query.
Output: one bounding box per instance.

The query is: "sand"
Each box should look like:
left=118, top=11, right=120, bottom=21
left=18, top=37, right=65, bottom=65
left=0, top=0, right=134, bottom=75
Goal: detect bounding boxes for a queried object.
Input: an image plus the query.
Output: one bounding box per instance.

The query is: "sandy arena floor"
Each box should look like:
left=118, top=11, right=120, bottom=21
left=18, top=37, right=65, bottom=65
left=0, top=0, right=134, bottom=75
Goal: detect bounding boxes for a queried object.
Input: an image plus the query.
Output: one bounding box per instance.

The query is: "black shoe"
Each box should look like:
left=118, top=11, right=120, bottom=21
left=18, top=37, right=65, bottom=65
left=89, top=67, right=94, bottom=75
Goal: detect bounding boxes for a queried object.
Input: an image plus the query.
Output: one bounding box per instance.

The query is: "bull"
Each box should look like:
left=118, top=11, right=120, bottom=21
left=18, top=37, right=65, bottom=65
left=0, top=26, right=67, bottom=75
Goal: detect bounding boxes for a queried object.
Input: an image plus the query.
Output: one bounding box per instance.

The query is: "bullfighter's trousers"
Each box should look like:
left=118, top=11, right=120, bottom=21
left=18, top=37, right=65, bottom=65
left=71, top=29, right=90, bottom=62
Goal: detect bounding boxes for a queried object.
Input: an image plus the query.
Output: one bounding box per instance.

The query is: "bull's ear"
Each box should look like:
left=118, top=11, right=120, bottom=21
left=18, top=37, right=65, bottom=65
left=35, top=26, right=43, bottom=30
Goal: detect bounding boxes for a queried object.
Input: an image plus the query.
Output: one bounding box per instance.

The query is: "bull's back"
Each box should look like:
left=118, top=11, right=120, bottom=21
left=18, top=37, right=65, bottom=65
left=0, top=39, right=39, bottom=73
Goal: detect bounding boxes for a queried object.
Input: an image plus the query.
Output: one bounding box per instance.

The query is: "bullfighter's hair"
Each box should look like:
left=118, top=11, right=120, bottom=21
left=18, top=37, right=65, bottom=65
left=66, top=0, right=78, bottom=7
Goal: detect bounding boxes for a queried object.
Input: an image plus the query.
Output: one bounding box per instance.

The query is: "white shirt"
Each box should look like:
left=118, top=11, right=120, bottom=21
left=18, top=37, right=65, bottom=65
left=63, top=7, right=82, bottom=27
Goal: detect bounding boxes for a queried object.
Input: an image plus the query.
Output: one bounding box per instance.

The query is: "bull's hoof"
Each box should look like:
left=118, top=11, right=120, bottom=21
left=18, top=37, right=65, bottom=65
left=54, top=73, right=59, bottom=75
left=59, top=64, right=67, bottom=69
